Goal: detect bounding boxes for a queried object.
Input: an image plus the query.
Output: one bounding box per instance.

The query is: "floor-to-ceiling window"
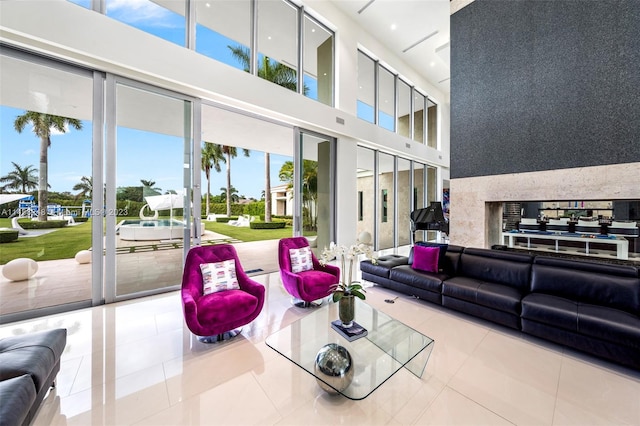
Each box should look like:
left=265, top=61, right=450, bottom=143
left=427, top=98, right=438, bottom=148
left=303, top=13, right=334, bottom=106
left=0, top=49, right=97, bottom=322
left=378, top=66, right=396, bottom=132
left=356, top=146, right=376, bottom=244
left=397, top=158, right=412, bottom=246
left=378, top=152, right=395, bottom=250
left=257, top=0, right=299, bottom=93
left=107, top=80, right=193, bottom=299
left=413, top=91, right=426, bottom=144
left=413, top=162, right=426, bottom=242
left=426, top=165, right=438, bottom=241
left=357, top=51, right=376, bottom=124
left=200, top=102, right=294, bottom=229
left=398, top=79, right=411, bottom=139
left=195, top=0, right=252, bottom=71
left=105, top=0, right=186, bottom=47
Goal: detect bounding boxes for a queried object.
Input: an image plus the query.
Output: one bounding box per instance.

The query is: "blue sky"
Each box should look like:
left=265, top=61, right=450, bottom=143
left=0, top=105, right=291, bottom=199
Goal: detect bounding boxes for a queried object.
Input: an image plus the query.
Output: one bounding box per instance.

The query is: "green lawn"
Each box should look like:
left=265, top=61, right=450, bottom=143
left=0, top=218, right=302, bottom=264
left=0, top=218, right=92, bottom=264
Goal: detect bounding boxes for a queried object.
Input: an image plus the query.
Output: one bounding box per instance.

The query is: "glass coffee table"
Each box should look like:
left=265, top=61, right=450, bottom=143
left=265, top=299, right=434, bottom=400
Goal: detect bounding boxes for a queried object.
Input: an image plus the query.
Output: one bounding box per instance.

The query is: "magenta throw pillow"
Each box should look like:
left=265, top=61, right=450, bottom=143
left=411, top=245, right=440, bottom=273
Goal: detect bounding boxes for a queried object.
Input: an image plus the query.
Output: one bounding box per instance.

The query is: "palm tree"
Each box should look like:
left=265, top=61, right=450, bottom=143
left=279, top=160, right=318, bottom=231
left=219, top=185, right=240, bottom=203
left=0, top=162, right=38, bottom=193
left=229, top=46, right=307, bottom=223
left=209, top=144, right=249, bottom=217
left=201, top=142, right=225, bottom=216
left=72, top=176, right=92, bottom=199
left=13, top=111, right=82, bottom=221
left=140, top=179, right=161, bottom=197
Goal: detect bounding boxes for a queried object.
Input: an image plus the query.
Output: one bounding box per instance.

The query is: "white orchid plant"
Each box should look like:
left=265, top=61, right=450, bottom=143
left=319, top=242, right=378, bottom=302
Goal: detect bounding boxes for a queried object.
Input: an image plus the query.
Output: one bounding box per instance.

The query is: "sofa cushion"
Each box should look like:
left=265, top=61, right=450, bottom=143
left=360, top=255, right=408, bottom=279
left=458, top=248, right=533, bottom=290
left=443, top=276, right=523, bottom=314
left=0, top=329, right=66, bottom=392
left=0, top=374, right=35, bottom=426
left=389, top=265, right=446, bottom=293
left=197, top=290, right=259, bottom=324
left=521, top=293, right=578, bottom=332
left=531, top=257, right=640, bottom=315
left=578, top=304, right=640, bottom=350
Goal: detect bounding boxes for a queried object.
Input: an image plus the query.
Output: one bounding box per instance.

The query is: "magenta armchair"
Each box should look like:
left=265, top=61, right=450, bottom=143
left=278, top=237, right=340, bottom=308
left=181, top=244, right=265, bottom=342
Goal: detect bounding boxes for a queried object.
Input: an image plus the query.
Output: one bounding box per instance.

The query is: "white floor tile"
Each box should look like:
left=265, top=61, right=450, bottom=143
left=1, top=276, right=639, bottom=426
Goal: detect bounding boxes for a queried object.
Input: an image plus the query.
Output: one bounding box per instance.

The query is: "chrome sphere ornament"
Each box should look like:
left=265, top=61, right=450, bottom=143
left=314, top=343, right=354, bottom=394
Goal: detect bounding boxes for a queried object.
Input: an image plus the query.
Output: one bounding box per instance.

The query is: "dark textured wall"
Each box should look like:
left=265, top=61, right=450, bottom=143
left=450, top=0, right=640, bottom=179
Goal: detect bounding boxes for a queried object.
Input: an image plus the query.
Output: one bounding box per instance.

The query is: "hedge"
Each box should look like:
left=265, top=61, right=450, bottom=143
left=214, top=216, right=239, bottom=224
left=0, top=230, right=19, bottom=243
left=250, top=221, right=286, bottom=229
left=17, top=219, right=68, bottom=230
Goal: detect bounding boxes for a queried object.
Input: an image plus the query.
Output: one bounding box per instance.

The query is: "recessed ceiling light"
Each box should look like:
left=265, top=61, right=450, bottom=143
left=268, top=36, right=272, bottom=40
left=312, top=28, right=316, bottom=32
left=430, top=62, right=435, bottom=67
left=390, top=24, right=397, bottom=31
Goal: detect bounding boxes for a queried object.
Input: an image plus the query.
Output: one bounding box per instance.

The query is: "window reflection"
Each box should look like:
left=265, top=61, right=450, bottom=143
left=195, top=0, right=251, bottom=71
left=257, top=0, right=299, bottom=93
left=357, top=51, right=375, bottom=123
left=427, top=98, right=437, bottom=148
left=413, top=92, right=425, bottom=144
left=303, top=14, right=334, bottom=106
left=105, top=0, right=186, bottom=47
left=378, top=66, right=395, bottom=132
left=398, top=79, right=411, bottom=138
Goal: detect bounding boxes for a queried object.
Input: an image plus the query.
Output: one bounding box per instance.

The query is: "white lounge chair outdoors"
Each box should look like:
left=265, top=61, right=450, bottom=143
left=228, top=215, right=256, bottom=227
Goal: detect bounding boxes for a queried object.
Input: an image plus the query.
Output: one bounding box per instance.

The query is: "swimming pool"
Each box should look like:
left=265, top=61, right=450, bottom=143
left=117, top=219, right=205, bottom=241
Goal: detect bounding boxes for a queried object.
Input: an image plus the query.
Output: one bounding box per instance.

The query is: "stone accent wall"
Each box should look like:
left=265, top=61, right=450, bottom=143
left=449, top=162, right=640, bottom=249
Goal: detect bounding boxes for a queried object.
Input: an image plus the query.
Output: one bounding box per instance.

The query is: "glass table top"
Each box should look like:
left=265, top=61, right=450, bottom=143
left=265, top=299, right=434, bottom=400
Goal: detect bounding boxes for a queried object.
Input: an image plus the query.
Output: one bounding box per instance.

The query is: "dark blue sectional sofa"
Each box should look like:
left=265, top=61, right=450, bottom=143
left=361, top=246, right=640, bottom=370
left=0, top=329, right=67, bottom=426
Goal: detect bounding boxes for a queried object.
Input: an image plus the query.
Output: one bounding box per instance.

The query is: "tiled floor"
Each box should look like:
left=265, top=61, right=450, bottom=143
left=1, top=270, right=639, bottom=425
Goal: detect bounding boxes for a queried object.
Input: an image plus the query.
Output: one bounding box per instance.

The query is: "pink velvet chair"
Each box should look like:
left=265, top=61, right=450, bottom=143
left=181, top=244, right=265, bottom=342
left=278, top=237, right=340, bottom=308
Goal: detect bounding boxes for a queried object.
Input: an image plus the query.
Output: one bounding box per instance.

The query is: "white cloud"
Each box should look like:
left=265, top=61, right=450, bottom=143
left=107, top=0, right=179, bottom=28
left=23, top=149, right=36, bottom=156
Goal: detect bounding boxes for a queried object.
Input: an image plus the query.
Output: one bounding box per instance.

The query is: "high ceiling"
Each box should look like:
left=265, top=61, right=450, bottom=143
left=329, top=0, right=451, bottom=95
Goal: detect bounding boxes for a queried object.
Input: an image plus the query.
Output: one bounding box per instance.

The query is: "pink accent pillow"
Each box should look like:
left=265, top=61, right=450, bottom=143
left=411, top=245, right=440, bottom=273
left=289, top=247, right=313, bottom=273
left=200, top=259, right=240, bottom=295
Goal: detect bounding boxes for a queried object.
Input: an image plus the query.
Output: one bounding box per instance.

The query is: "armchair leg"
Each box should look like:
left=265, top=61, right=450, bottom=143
left=291, top=298, right=322, bottom=308
left=199, top=328, right=242, bottom=343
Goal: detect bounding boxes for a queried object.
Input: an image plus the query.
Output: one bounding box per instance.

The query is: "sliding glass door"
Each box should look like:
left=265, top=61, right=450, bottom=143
left=0, top=49, right=97, bottom=322
left=105, top=78, right=194, bottom=300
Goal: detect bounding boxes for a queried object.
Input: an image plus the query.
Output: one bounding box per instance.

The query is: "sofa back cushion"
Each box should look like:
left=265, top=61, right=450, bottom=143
left=459, top=248, right=534, bottom=290
left=531, top=257, right=640, bottom=314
